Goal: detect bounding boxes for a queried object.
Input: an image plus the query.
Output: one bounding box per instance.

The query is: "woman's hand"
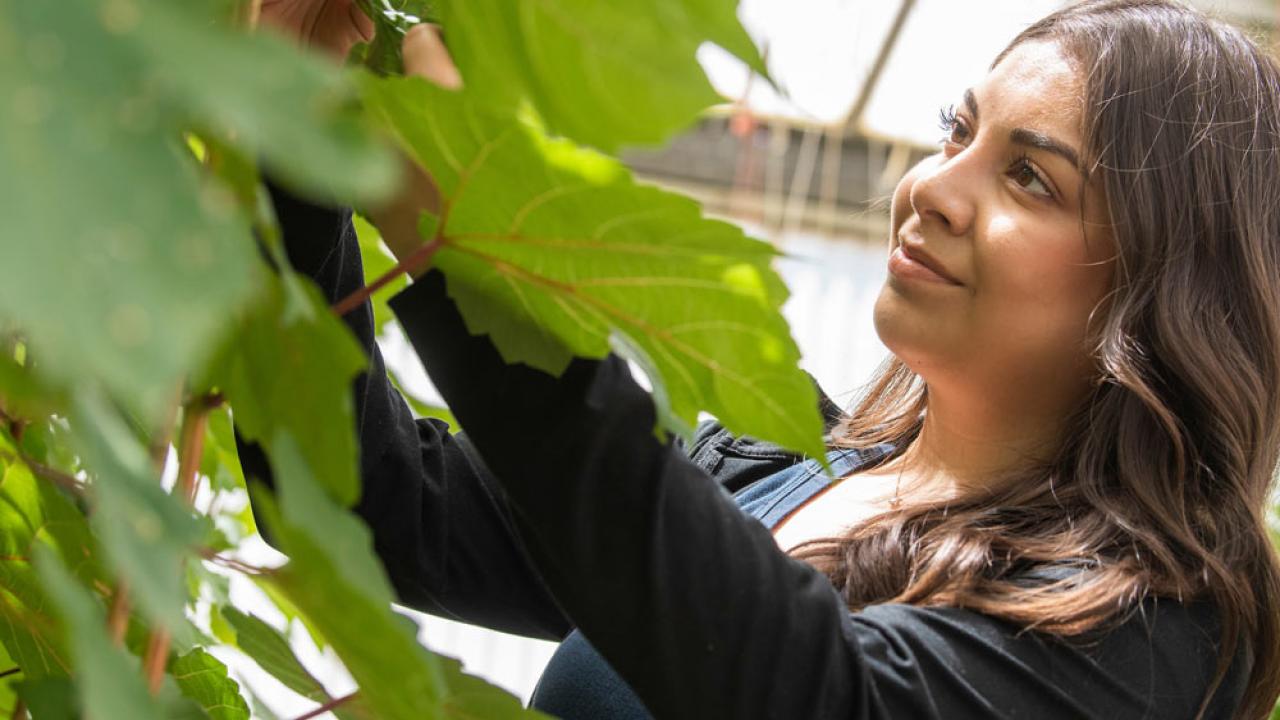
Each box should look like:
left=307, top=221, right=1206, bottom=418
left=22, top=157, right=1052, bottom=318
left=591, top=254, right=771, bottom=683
left=261, top=0, right=457, bottom=275
left=259, top=0, right=374, bottom=60
left=365, top=24, right=462, bottom=274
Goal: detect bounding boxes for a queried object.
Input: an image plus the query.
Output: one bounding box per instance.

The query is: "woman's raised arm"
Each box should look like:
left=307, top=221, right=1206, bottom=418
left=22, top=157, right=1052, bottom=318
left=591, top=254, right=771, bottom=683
left=234, top=176, right=572, bottom=640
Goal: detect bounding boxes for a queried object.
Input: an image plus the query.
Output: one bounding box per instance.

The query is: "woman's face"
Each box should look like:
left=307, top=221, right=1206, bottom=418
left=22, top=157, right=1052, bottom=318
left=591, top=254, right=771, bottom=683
left=874, top=40, right=1115, bottom=413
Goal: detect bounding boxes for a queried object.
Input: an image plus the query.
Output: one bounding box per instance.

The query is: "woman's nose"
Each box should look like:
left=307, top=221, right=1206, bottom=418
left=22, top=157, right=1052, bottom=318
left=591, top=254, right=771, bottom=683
left=907, top=153, right=977, bottom=237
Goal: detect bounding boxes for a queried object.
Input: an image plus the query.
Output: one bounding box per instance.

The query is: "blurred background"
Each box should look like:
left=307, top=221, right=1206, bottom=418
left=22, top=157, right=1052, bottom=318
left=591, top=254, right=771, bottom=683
left=225, top=0, right=1280, bottom=714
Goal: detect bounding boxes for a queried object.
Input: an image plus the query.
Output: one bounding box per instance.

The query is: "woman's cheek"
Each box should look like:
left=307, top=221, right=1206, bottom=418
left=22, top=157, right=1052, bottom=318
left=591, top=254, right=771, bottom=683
left=977, top=234, right=1107, bottom=365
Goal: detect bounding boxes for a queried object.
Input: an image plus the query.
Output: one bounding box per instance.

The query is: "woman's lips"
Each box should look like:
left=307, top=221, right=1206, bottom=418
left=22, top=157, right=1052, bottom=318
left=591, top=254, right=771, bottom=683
left=888, top=245, right=964, bottom=286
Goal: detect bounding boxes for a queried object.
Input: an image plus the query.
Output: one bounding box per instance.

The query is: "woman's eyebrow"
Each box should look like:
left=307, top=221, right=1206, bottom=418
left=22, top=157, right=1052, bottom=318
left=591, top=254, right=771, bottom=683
left=964, top=87, right=1082, bottom=170
left=1010, top=128, right=1080, bottom=168
left=964, top=87, right=980, bottom=122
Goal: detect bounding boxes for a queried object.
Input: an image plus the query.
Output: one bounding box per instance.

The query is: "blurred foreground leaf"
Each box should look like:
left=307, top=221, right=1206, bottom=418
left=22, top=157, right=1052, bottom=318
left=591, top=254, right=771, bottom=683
left=35, top=547, right=164, bottom=720
left=70, top=394, right=205, bottom=635
left=214, top=274, right=366, bottom=507
left=220, top=607, right=367, bottom=720
left=0, top=0, right=393, bottom=423
left=255, top=432, right=544, bottom=719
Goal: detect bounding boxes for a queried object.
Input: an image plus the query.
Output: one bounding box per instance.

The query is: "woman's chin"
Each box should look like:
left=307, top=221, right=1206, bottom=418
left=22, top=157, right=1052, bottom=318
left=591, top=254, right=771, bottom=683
left=872, top=287, right=954, bottom=375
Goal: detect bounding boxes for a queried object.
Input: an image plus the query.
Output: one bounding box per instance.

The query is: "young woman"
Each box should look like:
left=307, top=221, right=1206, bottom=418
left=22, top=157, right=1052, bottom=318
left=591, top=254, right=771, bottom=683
left=252, top=0, right=1280, bottom=716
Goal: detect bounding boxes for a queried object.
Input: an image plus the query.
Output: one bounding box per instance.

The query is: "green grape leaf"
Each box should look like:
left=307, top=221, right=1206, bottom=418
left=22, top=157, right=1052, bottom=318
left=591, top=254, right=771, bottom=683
left=218, top=608, right=329, bottom=704
left=214, top=274, right=367, bottom=507
left=254, top=431, right=543, bottom=720
left=208, top=604, right=235, bottom=647
left=70, top=394, right=206, bottom=635
left=219, top=607, right=366, bottom=720
left=0, top=346, right=64, bottom=424
left=354, top=214, right=408, bottom=337
left=200, top=407, right=247, bottom=496
left=436, top=653, right=547, bottom=720
left=33, top=546, right=164, bottom=720
left=0, top=629, right=19, bottom=716
left=362, top=76, right=825, bottom=458
left=0, top=431, right=101, bottom=681
left=170, top=648, right=250, bottom=720
left=254, top=579, right=328, bottom=653
left=14, top=417, right=82, bottom=480
left=436, top=0, right=765, bottom=150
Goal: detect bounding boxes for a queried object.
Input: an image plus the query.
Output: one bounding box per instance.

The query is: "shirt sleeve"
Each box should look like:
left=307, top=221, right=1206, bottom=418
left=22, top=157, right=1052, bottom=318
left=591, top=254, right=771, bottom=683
left=234, top=181, right=571, bottom=640
left=386, top=270, right=1242, bottom=719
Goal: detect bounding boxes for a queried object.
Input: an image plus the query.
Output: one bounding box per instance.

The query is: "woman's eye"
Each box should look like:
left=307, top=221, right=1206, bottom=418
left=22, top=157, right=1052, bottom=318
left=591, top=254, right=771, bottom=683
left=1010, top=158, right=1053, bottom=198
left=937, top=104, right=970, bottom=145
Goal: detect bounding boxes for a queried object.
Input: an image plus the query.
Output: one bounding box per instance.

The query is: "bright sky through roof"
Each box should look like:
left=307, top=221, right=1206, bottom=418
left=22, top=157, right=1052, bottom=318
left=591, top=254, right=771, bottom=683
left=698, top=1, right=1280, bottom=148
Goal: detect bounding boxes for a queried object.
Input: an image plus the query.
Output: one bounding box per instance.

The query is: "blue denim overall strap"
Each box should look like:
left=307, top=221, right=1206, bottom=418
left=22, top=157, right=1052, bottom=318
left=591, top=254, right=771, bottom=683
left=732, top=444, right=896, bottom=529
left=529, top=442, right=898, bottom=720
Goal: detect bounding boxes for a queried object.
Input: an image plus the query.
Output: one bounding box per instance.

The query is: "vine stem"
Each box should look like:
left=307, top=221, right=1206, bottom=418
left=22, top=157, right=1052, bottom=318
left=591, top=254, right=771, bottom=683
left=244, top=0, right=263, bottom=29
left=149, top=384, right=185, bottom=471
left=140, top=392, right=218, bottom=694
left=142, top=627, right=171, bottom=695
left=0, top=404, right=26, bottom=443
left=21, top=458, right=85, bottom=496
left=107, top=581, right=131, bottom=646
left=197, top=547, right=274, bottom=576
left=10, top=699, right=24, bottom=720
left=332, top=238, right=442, bottom=317
left=132, top=386, right=183, bottom=691
left=176, top=397, right=213, bottom=506
left=291, top=691, right=359, bottom=720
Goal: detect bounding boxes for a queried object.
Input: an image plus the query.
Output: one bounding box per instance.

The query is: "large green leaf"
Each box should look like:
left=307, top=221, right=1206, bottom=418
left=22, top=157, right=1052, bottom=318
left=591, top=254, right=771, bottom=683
left=436, top=0, right=765, bottom=150
left=70, top=394, right=206, bottom=634
left=214, top=274, right=366, bottom=507
left=170, top=648, right=250, bottom=720
left=362, top=76, right=825, bottom=457
left=254, top=432, right=544, bottom=720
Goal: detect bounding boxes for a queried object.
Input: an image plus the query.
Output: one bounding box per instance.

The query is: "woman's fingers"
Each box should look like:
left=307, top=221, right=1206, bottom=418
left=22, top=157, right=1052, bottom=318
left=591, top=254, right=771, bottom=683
left=259, top=0, right=372, bottom=60
left=402, top=24, right=462, bottom=89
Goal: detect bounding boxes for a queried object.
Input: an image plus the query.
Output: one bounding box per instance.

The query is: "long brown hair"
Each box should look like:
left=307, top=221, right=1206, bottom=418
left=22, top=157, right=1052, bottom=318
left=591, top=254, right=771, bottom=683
left=796, top=2, right=1280, bottom=716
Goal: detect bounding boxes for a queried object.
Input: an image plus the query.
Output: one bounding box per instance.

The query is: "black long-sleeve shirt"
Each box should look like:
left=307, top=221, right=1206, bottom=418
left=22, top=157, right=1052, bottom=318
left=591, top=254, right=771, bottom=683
left=237, top=182, right=1250, bottom=719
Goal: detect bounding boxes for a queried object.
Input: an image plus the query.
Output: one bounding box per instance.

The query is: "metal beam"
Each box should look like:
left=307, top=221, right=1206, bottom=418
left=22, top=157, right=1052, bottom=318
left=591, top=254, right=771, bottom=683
left=840, top=0, right=917, bottom=135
